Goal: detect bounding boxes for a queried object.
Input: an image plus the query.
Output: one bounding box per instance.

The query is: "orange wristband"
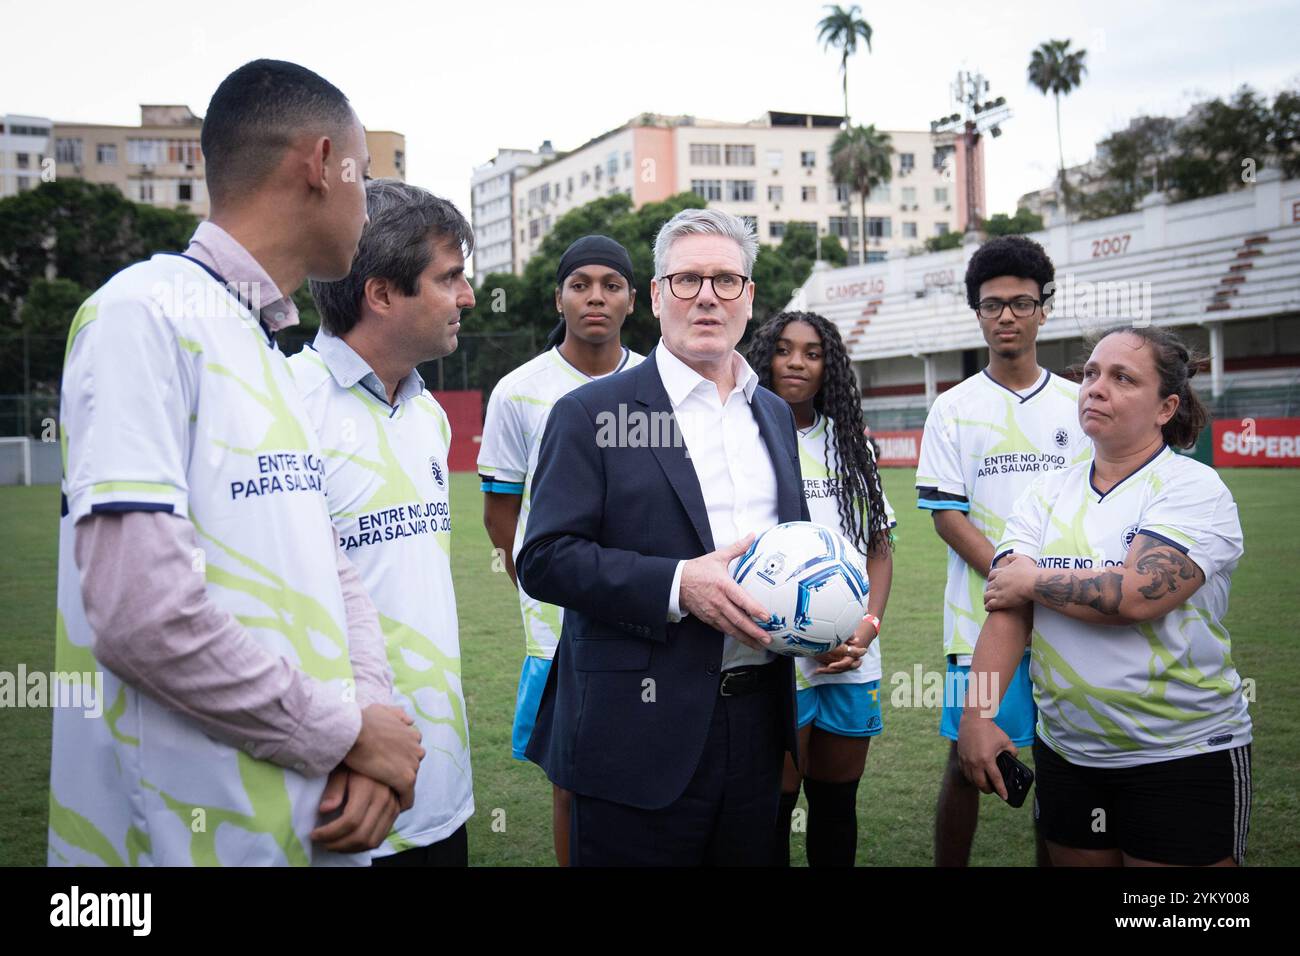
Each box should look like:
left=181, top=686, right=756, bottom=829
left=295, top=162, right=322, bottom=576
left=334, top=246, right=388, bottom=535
left=862, top=612, right=881, bottom=636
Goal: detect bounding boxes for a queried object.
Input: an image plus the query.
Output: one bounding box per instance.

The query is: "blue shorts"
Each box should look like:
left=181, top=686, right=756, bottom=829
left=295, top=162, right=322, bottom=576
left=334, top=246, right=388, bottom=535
left=512, top=655, right=552, bottom=761
left=939, top=651, right=1036, bottom=747
left=797, top=680, right=883, bottom=737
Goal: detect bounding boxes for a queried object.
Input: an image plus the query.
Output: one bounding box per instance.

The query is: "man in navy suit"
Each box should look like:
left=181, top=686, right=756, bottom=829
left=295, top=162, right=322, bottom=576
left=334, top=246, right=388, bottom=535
left=518, top=208, right=863, bottom=865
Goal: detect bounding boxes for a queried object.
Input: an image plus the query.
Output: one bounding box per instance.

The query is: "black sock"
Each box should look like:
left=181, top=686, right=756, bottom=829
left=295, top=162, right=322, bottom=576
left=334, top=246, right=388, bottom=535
left=774, top=788, right=801, bottom=866
left=804, top=777, right=860, bottom=867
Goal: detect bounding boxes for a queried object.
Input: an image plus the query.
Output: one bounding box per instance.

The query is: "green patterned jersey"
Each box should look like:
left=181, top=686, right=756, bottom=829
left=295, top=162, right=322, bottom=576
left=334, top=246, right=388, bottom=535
left=916, top=369, right=1090, bottom=661
left=477, top=346, right=643, bottom=659
left=50, top=255, right=360, bottom=866
left=289, top=333, right=473, bottom=858
left=997, top=446, right=1252, bottom=767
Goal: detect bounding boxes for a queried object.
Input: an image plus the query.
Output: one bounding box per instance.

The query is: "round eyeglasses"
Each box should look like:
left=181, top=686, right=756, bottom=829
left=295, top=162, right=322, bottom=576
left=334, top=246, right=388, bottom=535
left=660, top=272, right=750, bottom=301
left=977, top=297, right=1042, bottom=320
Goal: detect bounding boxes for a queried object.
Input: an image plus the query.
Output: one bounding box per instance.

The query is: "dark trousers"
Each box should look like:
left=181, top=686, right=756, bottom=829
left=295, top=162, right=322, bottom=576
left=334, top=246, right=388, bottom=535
left=371, top=823, right=468, bottom=867
left=570, top=674, right=786, bottom=866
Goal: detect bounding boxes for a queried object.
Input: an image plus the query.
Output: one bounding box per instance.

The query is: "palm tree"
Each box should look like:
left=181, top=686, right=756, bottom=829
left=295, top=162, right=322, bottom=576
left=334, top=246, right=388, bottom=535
left=831, top=124, right=893, bottom=265
left=1028, top=39, right=1088, bottom=216
left=817, top=5, right=874, bottom=126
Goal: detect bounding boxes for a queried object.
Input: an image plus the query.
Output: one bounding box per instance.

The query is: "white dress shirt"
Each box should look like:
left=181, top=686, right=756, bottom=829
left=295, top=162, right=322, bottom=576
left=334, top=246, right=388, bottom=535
left=658, top=340, right=779, bottom=670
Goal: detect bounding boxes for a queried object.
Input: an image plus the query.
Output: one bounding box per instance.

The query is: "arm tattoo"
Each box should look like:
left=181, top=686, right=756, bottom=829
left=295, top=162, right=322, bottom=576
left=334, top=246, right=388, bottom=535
left=1035, top=572, right=1124, bottom=615
left=1132, top=537, right=1199, bottom=600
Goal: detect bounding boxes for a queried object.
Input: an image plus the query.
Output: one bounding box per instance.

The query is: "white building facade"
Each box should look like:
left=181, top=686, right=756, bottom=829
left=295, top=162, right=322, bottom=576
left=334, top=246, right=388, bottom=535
left=470, top=145, right=551, bottom=279
left=504, top=111, right=983, bottom=275
left=0, top=114, right=52, bottom=197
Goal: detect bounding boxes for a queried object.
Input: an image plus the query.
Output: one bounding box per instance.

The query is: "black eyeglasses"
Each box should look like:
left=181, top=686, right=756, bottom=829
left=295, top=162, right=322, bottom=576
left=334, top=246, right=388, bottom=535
left=660, top=272, right=750, bottom=301
left=977, top=297, right=1042, bottom=319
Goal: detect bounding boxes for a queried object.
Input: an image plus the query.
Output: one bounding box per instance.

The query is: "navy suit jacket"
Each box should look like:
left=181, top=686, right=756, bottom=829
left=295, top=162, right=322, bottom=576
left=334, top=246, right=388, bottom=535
left=517, top=348, right=810, bottom=810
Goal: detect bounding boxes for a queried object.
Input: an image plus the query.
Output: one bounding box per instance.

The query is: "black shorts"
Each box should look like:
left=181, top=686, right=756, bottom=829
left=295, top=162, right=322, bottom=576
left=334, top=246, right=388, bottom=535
left=370, top=823, right=468, bottom=867
left=1032, top=737, right=1252, bottom=866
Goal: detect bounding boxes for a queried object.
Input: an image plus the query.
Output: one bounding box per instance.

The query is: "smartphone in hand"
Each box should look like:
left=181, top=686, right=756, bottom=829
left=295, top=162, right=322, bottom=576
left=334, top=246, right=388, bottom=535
left=996, top=751, right=1035, bottom=808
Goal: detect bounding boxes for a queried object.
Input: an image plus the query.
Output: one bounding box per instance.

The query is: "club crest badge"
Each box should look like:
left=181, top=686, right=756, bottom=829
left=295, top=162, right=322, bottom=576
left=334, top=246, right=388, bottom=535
left=1121, top=524, right=1139, bottom=552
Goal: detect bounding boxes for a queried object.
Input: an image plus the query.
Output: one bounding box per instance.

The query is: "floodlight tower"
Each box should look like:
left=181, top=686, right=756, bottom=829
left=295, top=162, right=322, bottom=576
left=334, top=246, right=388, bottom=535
left=930, top=70, right=1012, bottom=233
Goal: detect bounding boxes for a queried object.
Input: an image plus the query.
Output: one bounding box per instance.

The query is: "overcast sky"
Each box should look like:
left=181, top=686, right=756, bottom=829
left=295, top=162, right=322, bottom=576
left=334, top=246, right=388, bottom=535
left=6, top=0, right=1297, bottom=228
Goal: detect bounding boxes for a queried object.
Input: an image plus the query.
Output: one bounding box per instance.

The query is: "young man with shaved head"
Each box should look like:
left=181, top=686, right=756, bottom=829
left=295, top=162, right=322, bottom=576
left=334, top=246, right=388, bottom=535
left=49, top=59, right=422, bottom=867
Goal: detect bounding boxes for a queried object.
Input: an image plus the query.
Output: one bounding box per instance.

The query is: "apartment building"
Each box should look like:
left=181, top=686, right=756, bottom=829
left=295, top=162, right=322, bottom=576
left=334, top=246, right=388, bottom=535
left=366, top=130, right=407, bottom=181
left=1017, top=159, right=1103, bottom=227
left=54, top=105, right=207, bottom=213
left=509, top=119, right=678, bottom=273
left=470, top=144, right=552, bottom=279
left=507, top=110, right=982, bottom=274
left=50, top=105, right=405, bottom=218
left=0, top=114, right=53, bottom=197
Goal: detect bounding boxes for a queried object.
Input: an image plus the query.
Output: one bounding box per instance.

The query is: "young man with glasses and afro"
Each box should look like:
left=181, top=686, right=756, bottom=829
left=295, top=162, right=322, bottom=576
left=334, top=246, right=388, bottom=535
left=917, top=234, right=1090, bottom=867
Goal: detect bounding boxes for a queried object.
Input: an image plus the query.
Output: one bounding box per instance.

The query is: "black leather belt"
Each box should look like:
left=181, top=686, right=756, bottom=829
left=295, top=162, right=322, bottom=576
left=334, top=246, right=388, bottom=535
left=718, top=662, right=781, bottom=698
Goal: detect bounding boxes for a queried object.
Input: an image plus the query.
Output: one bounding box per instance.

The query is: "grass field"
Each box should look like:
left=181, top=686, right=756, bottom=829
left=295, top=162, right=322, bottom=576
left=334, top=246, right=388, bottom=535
left=2, top=468, right=1297, bottom=866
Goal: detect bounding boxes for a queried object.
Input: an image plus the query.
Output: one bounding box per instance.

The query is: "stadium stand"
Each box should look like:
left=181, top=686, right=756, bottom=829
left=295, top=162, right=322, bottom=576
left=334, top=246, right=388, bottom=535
left=789, top=170, right=1300, bottom=432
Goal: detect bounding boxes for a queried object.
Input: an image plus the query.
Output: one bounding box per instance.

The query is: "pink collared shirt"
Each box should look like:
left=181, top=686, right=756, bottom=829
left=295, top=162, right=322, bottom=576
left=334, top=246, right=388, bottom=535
left=185, top=220, right=300, bottom=331
left=74, top=224, right=393, bottom=778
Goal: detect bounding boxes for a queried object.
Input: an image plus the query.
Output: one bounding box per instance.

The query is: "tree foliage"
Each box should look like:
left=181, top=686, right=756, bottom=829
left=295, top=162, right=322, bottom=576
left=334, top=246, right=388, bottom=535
left=830, top=124, right=893, bottom=265
left=923, top=230, right=964, bottom=253
left=1027, top=38, right=1088, bottom=216
left=984, top=208, right=1045, bottom=236
left=0, top=180, right=197, bottom=399
left=1166, top=86, right=1273, bottom=201
left=921, top=208, right=1044, bottom=253
left=0, top=179, right=196, bottom=319
left=816, top=4, right=874, bottom=125
left=0, top=278, right=91, bottom=396
left=1074, top=83, right=1299, bottom=220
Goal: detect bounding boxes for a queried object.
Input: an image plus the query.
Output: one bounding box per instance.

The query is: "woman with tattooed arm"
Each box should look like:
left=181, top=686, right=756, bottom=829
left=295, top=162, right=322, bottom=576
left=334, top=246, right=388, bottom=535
left=957, top=326, right=1252, bottom=867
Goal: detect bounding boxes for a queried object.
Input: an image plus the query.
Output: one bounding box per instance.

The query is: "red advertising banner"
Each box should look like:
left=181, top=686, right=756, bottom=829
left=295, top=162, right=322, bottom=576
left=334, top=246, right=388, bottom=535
left=430, top=390, right=483, bottom=472
left=1213, top=417, right=1300, bottom=467
left=870, top=429, right=924, bottom=467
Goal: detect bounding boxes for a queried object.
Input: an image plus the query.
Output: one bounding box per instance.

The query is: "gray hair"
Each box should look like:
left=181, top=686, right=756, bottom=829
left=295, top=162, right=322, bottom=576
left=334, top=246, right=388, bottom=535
left=652, top=207, right=758, bottom=279
left=311, top=178, right=475, bottom=336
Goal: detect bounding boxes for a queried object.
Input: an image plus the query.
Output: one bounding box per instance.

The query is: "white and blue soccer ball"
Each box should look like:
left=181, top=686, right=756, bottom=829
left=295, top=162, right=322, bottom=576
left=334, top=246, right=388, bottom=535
left=730, top=521, right=870, bottom=658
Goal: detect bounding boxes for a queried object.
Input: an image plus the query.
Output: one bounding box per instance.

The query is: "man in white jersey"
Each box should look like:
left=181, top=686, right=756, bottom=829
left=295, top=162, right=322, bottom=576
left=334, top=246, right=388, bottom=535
left=478, top=234, right=643, bottom=864
left=48, top=60, right=423, bottom=867
left=916, top=235, right=1088, bottom=867
left=291, top=180, right=476, bottom=866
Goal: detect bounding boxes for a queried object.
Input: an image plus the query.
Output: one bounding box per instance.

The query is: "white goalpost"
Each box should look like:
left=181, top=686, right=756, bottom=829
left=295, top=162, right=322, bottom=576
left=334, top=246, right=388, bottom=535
left=0, top=436, right=33, bottom=486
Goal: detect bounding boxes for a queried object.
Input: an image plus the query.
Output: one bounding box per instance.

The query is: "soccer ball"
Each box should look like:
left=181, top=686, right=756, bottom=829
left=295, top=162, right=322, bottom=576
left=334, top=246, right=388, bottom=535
left=730, top=521, right=870, bottom=658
